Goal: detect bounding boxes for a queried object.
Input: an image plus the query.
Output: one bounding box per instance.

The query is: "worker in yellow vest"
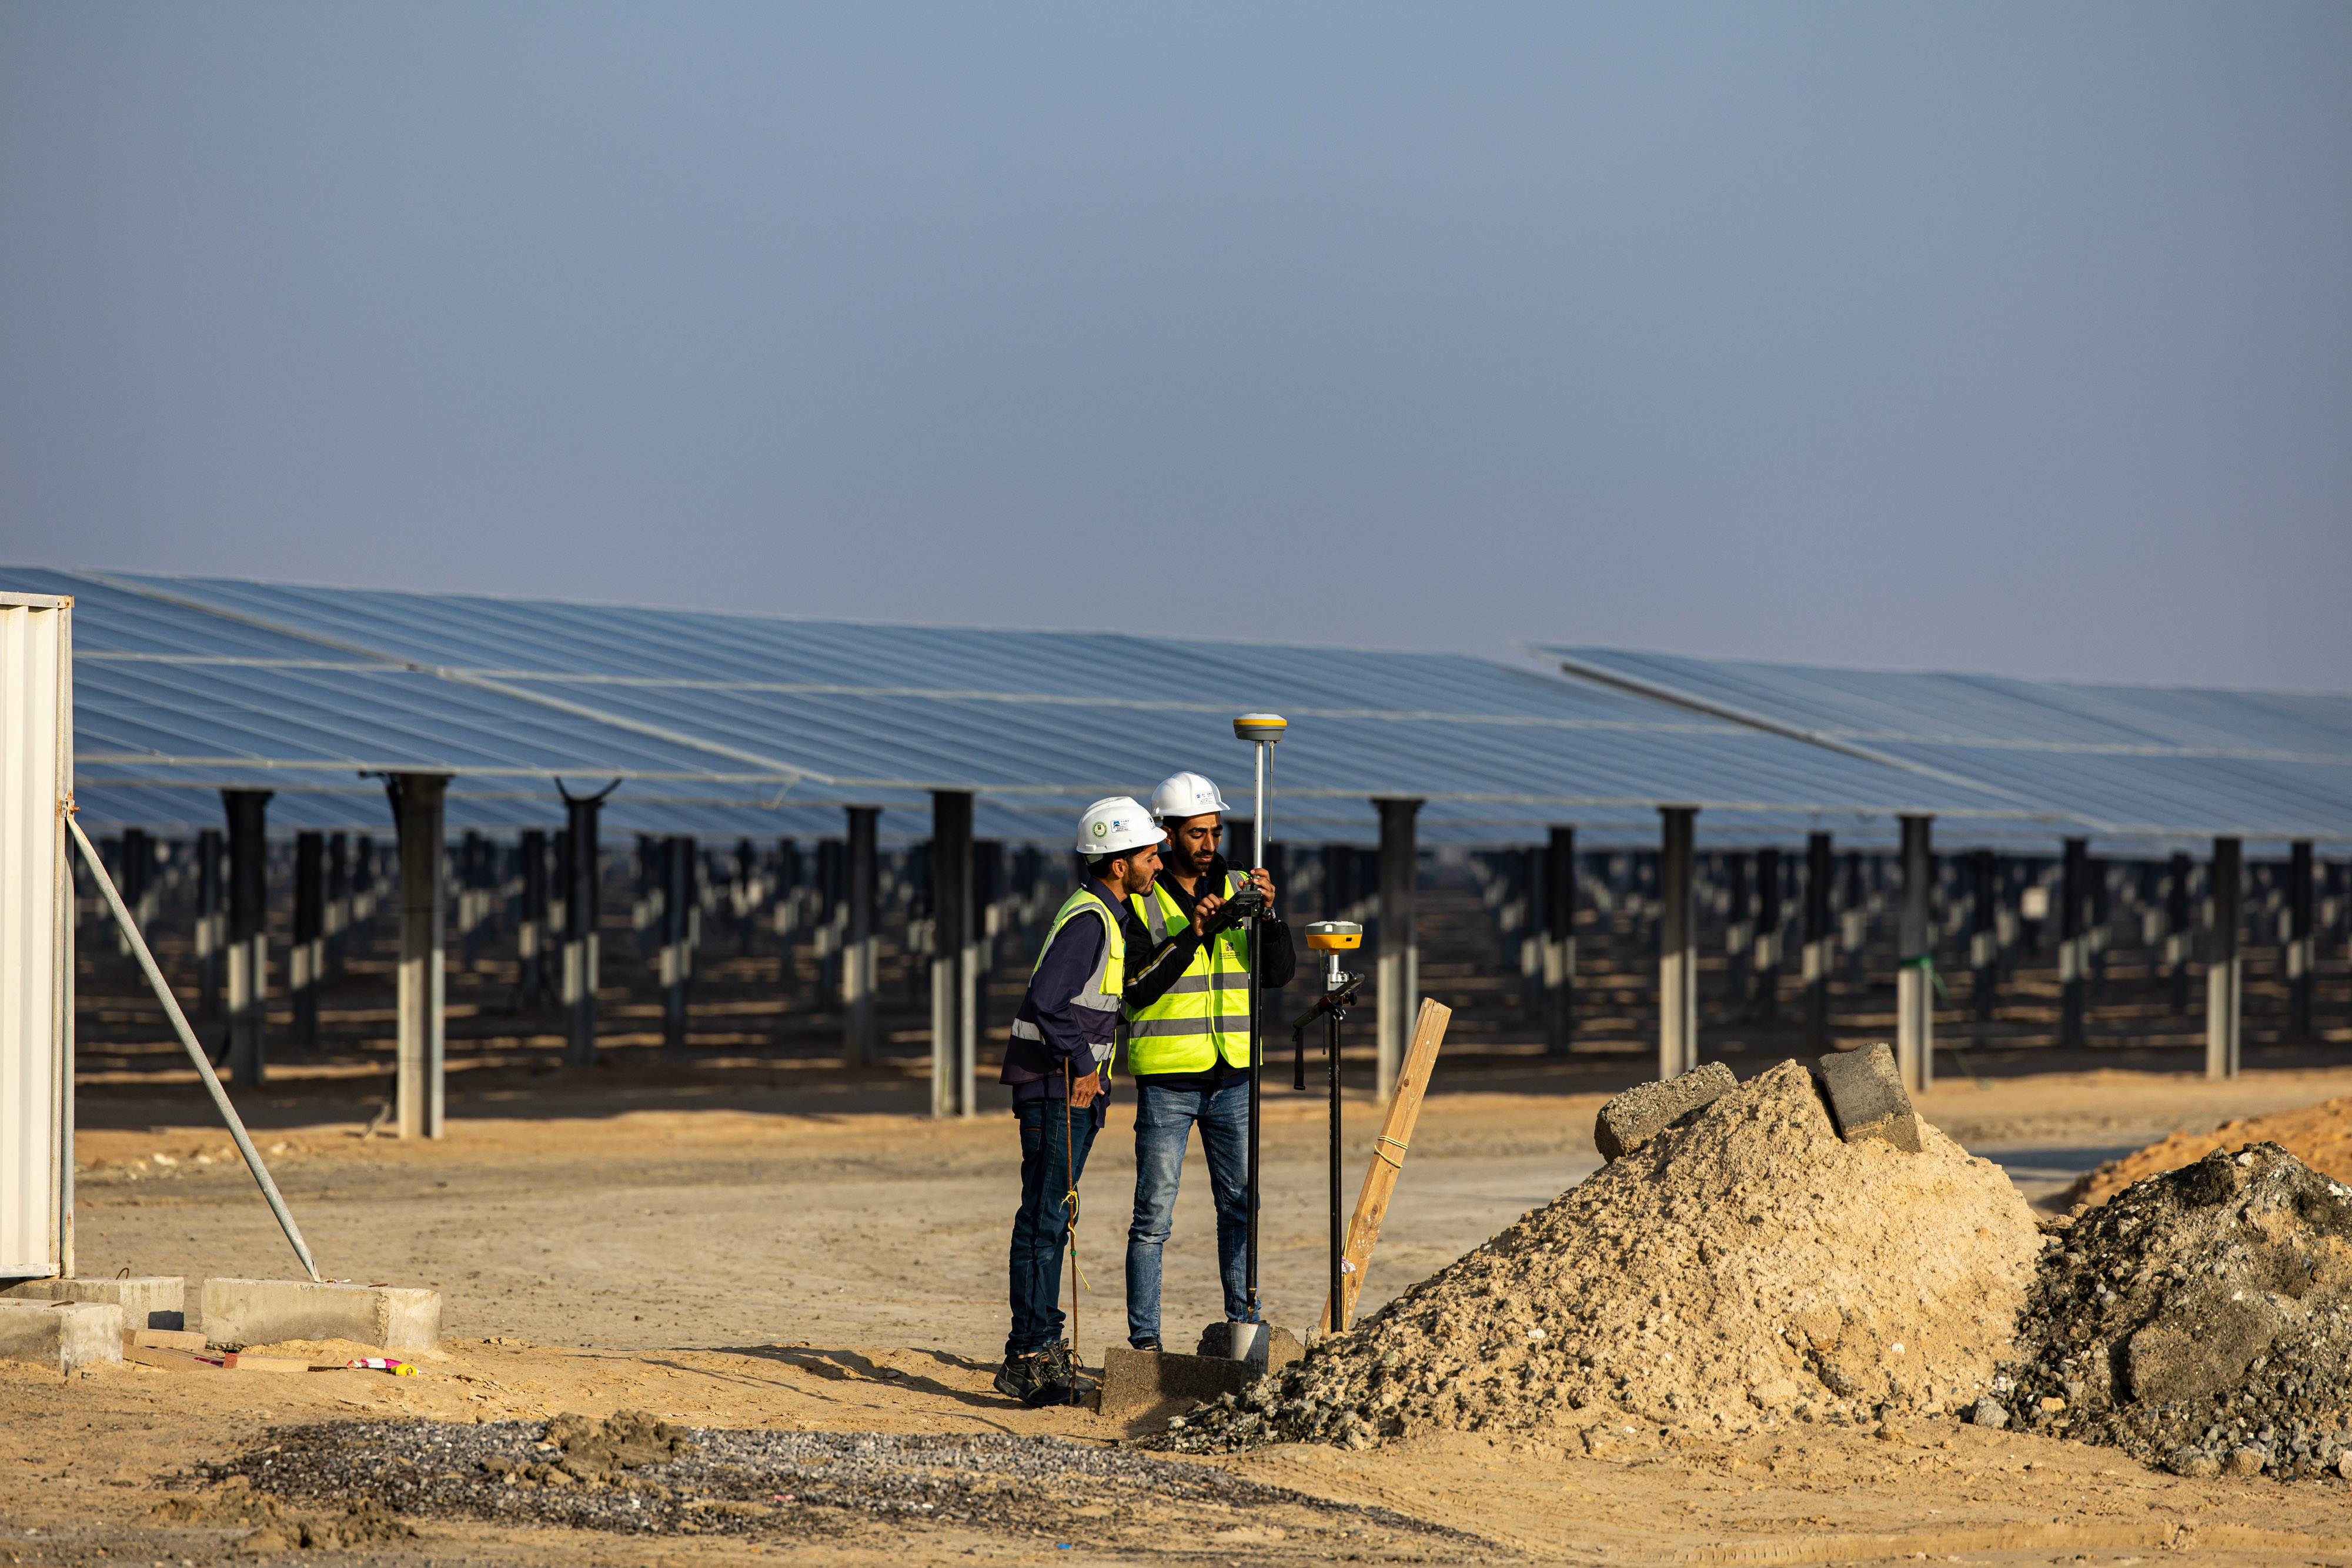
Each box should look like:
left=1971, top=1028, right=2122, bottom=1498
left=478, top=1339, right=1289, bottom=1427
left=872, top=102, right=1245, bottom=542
left=1122, top=771, right=1295, bottom=1350
left=994, top=795, right=1209, bottom=1405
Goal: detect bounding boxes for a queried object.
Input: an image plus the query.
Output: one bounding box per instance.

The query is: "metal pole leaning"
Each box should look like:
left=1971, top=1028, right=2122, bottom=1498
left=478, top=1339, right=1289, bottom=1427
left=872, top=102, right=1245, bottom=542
left=66, top=811, right=321, bottom=1282
left=1234, top=714, right=1285, bottom=1335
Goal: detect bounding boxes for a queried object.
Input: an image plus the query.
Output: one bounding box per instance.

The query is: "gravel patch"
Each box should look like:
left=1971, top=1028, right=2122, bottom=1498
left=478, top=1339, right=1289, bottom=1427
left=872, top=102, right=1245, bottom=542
left=213, top=1416, right=1470, bottom=1547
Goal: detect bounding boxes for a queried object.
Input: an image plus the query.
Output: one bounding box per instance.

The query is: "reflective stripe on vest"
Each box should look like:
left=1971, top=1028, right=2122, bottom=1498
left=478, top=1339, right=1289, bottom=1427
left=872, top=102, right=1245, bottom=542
left=1125, top=871, right=1252, bottom=1072
left=1034, top=885, right=1125, bottom=1015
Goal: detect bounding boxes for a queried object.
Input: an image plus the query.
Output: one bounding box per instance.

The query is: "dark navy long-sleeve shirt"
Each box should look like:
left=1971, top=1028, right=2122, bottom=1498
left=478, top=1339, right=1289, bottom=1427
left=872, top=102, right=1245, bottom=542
left=1001, top=879, right=1204, bottom=1126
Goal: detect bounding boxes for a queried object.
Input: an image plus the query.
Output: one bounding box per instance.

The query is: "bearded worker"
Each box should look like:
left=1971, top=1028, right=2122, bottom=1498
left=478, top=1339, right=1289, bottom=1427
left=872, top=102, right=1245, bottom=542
left=1121, top=771, right=1296, bottom=1351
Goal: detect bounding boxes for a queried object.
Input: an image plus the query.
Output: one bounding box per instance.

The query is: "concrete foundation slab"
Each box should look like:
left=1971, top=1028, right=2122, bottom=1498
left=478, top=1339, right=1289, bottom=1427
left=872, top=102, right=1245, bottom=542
left=1813, top=1042, right=1922, bottom=1152
left=4, top=1276, right=186, bottom=1330
left=1097, top=1348, right=1262, bottom=1427
left=0, top=1300, right=123, bottom=1371
left=1594, top=1062, right=1738, bottom=1161
left=200, top=1278, right=442, bottom=1350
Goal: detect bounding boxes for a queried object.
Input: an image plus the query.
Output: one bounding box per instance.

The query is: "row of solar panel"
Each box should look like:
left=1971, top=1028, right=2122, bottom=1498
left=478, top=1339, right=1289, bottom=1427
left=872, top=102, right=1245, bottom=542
left=13, top=566, right=2346, bottom=850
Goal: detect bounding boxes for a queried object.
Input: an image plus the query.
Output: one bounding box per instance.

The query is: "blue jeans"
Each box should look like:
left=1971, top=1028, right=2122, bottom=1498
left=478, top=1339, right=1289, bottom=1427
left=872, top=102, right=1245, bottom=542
left=1125, top=1078, right=1253, bottom=1346
left=1007, top=1098, right=1100, bottom=1359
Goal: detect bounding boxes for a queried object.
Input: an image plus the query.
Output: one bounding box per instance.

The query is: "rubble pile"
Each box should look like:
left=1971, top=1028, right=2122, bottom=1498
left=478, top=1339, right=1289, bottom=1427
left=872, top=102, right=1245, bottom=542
left=1987, top=1142, right=2352, bottom=1483
left=2063, top=1097, right=2352, bottom=1211
left=1158, top=1058, right=2040, bottom=1453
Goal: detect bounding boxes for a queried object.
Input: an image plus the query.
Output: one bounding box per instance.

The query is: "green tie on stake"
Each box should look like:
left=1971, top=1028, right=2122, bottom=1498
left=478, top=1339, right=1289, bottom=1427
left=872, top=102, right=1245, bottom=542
left=1896, top=951, right=1992, bottom=1085
left=1899, top=950, right=1949, bottom=1002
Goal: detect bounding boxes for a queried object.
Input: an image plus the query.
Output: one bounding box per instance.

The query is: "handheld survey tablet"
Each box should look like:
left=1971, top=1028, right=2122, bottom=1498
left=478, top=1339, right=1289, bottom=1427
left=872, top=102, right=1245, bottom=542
left=1304, top=920, right=1362, bottom=953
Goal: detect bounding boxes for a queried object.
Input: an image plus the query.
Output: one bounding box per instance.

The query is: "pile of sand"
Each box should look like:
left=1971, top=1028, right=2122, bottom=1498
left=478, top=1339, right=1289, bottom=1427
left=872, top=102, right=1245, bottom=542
left=2062, top=1098, right=2352, bottom=1211
left=1159, top=1060, right=2040, bottom=1452
left=1990, top=1142, right=2352, bottom=1482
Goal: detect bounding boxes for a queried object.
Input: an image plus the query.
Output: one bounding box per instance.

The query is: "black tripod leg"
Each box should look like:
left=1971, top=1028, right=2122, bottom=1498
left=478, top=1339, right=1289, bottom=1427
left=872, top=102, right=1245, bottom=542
left=1328, top=1009, right=1343, bottom=1333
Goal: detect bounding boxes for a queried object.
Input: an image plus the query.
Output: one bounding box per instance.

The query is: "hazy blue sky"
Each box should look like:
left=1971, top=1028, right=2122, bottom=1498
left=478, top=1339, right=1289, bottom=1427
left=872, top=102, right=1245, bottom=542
left=4, top=3, right=2346, bottom=687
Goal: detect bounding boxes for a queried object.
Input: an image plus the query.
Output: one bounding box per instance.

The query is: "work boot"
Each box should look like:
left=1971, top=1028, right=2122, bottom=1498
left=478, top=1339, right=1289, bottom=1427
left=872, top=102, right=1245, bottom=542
left=1030, top=1342, right=1088, bottom=1409
left=993, top=1350, right=1054, bottom=1405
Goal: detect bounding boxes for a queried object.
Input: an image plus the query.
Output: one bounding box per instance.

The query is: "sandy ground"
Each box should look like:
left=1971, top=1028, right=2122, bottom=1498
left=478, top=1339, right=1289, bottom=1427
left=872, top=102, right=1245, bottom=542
left=12, top=1064, right=2352, bottom=1566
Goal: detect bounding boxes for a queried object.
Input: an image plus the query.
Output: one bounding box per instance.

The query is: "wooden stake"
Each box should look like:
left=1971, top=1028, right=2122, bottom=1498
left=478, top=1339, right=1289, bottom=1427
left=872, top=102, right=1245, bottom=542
left=1319, top=998, right=1451, bottom=1333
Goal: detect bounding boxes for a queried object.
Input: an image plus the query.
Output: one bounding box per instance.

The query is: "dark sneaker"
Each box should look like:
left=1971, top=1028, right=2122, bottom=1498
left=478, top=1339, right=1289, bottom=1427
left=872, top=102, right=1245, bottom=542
left=1130, top=1336, right=1161, bottom=1352
left=994, top=1350, right=1053, bottom=1403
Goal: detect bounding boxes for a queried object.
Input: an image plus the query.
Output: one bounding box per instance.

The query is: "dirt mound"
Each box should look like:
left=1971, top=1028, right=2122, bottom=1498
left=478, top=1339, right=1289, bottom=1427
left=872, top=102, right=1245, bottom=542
left=1158, top=1059, right=2040, bottom=1452
left=498, top=1409, right=704, bottom=1485
left=145, top=1492, right=419, bottom=1552
left=238, top=1499, right=420, bottom=1553
left=2061, top=1098, right=2352, bottom=1211
left=1987, top=1142, right=2352, bottom=1481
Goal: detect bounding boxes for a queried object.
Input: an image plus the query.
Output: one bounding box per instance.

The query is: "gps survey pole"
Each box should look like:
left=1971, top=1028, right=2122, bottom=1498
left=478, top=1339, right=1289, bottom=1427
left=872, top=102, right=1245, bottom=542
left=1234, top=713, right=1286, bottom=1343
left=1301, top=920, right=1363, bottom=1333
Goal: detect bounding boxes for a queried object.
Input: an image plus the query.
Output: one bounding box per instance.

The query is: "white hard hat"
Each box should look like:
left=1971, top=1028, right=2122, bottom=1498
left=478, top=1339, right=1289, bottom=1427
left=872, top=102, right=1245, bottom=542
left=1075, top=796, right=1161, bottom=856
left=1149, top=771, right=1229, bottom=822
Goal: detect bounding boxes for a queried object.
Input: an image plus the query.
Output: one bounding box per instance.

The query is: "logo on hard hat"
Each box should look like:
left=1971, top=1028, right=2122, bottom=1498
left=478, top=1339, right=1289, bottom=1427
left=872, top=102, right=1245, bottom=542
left=1093, top=821, right=1108, bottom=838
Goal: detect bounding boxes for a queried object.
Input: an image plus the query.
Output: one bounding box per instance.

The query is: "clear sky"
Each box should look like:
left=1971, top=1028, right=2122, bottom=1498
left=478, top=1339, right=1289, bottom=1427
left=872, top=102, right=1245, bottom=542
left=3, top=3, right=2346, bottom=688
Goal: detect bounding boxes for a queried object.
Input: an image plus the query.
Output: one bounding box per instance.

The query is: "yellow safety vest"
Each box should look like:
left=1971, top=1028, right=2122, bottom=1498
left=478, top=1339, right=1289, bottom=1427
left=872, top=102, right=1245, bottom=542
left=1010, top=885, right=1126, bottom=1069
left=1125, top=871, right=1254, bottom=1074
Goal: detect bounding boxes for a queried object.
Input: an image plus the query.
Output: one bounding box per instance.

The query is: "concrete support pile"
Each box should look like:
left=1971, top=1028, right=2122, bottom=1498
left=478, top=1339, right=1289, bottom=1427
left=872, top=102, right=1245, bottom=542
left=1656, top=805, right=1697, bottom=1080
left=2207, top=836, right=2241, bottom=1080
left=391, top=773, right=447, bottom=1139
left=1802, top=831, right=1833, bottom=1048
left=516, top=827, right=548, bottom=1004
left=2166, top=850, right=2193, bottom=1015
left=222, top=788, right=271, bottom=1084
left=658, top=834, right=696, bottom=1051
left=1751, top=845, right=1780, bottom=1022
left=2287, top=839, right=2316, bottom=1039
left=1968, top=848, right=1997, bottom=1018
left=1896, top=814, right=1934, bottom=1093
left=1375, top=798, right=1423, bottom=1101
left=1544, top=824, right=1576, bottom=1055
left=2060, top=837, right=2088, bottom=1049
left=325, top=831, right=350, bottom=978
left=562, top=790, right=605, bottom=1065
left=196, top=827, right=223, bottom=1018
left=931, top=790, right=976, bottom=1118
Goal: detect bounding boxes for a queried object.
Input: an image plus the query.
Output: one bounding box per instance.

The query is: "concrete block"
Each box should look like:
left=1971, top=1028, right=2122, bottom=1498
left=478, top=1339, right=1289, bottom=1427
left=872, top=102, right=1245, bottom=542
left=1812, top=1042, right=1921, bottom=1152
left=3, top=1276, right=185, bottom=1330
left=200, top=1278, right=441, bottom=1350
left=0, top=1300, right=123, bottom=1371
left=1097, top=1348, right=1260, bottom=1426
left=1593, top=1062, right=1738, bottom=1161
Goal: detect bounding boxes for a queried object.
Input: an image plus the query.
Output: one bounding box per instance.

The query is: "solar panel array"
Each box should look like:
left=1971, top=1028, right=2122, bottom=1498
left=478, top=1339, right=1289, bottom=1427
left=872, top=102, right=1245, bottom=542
left=20, top=564, right=2341, bottom=850
left=1541, top=647, right=2352, bottom=850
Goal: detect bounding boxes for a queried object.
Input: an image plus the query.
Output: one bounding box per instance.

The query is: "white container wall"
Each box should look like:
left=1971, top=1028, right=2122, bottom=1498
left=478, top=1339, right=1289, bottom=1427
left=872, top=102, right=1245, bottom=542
left=0, top=591, right=72, bottom=1279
